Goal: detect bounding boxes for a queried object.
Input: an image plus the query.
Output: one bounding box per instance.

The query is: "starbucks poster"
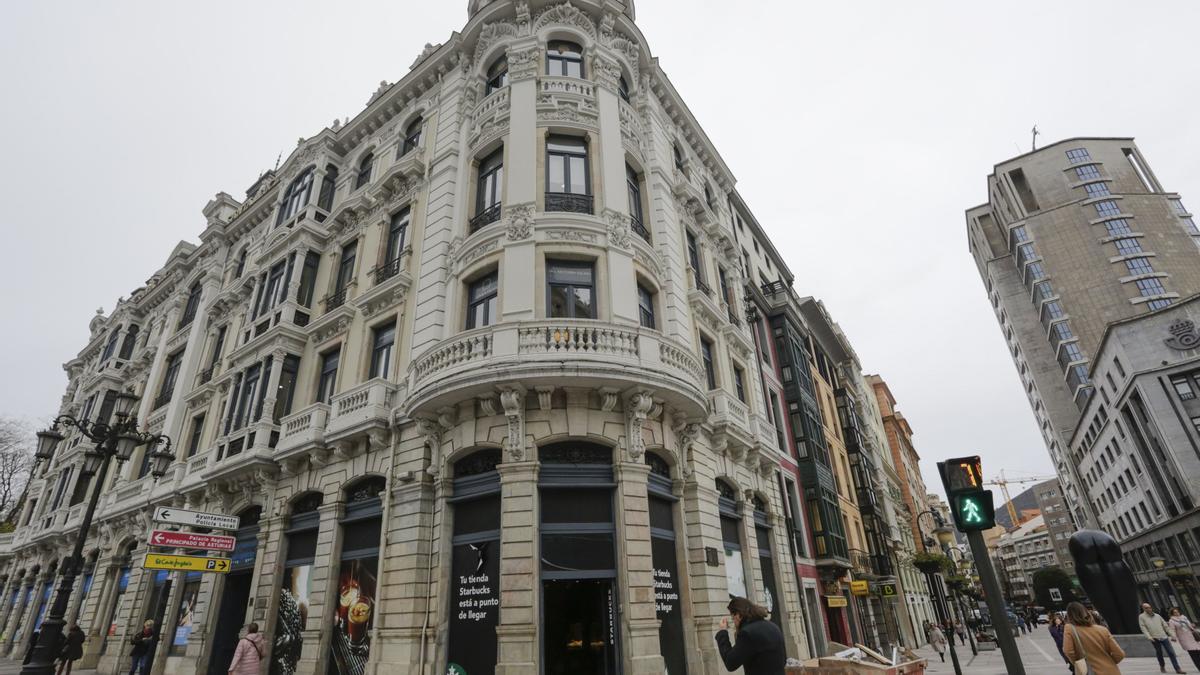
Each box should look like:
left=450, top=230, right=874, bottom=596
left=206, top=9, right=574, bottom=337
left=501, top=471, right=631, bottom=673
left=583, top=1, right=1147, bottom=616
left=270, top=565, right=312, bottom=675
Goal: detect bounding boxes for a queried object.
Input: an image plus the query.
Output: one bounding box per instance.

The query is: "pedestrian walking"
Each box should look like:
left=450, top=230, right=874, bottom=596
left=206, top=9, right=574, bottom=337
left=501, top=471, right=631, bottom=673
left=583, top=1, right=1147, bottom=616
left=1168, top=608, right=1200, bottom=671
left=928, top=624, right=947, bottom=663
left=714, top=597, right=786, bottom=675
left=1017, top=614, right=1027, bottom=635
left=1141, top=603, right=1187, bottom=674
left=227, top=623, right=265, bottom=675
left=1063, top=601, right=1126, bottom=675
left=129, top=620, right=157, bottom=675
left=1048, top=614, right=1073, bottom=672
left=56, top=623, right=85, bottom=675
left=954, top=620, right=966, bottom=646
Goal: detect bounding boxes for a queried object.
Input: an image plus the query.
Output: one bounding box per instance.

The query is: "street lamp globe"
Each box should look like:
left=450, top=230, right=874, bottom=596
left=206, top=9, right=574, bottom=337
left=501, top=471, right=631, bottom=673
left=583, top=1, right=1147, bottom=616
left=81, top=446, right=105, bottom=476
left=113, top=392, right=140, bottom=418
left=148, top=444, right=175, bottom=479
left=35, top=428, right=65, bottom=462
left=114, top=430, right=142, bottom=463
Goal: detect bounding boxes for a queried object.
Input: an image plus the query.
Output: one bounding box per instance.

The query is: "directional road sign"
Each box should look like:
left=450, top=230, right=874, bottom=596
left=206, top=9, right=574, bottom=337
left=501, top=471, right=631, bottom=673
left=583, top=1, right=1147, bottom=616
left=153, top=507, right=240, bottom=531
left=143, top=553, right=230, bottom=574
left=149, top=529, right=236, bottom=552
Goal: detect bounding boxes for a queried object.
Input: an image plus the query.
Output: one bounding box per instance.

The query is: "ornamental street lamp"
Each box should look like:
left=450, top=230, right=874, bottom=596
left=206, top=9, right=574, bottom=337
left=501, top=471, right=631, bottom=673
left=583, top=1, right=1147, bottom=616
left=916, top=509, right=963, bottom=675
left=22, top=392, right=174, bottom=675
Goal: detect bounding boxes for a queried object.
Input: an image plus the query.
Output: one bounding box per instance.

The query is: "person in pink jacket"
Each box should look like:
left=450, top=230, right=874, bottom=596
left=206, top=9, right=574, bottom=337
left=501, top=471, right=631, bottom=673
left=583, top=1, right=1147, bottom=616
left=227, top=623, right=264, bottom=675
left=1169, top=607, right=1200, bottom=671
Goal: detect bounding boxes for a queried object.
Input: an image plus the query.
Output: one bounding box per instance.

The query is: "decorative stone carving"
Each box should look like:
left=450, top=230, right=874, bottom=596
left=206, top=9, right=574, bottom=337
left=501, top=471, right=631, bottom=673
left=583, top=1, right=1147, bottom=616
left=625, top=390, right=655, bottom=461
left=460, top=239, right=499, bottom=268
left=410, top=43, right=442, bottom=70
left=417, top=417, right=445, bottom=474
left=537, top=100, right=599, bottom=127
left=545, top=229, right=599, bottom=244
left=478, top=395, right=498, bottom=417
left=591, top=52, right=623, bottom=92
left=508, top=46, right=540, bottom=81
left=515, top=1, right=531, bottom=30
left=533, top=2, right=597, bottom=41
left=474, top=21, right=518, bottom=66
left=1165, top=319, right=1200, bottom=350
left=505, top=202, right=536, bottom=240
left=536, top=387, right=554, bottom=411
left=499, top=388, right=525, bottom=461
left=599, top=388, right=620, bottom=412
left=604, top=208, right=631, bottom=249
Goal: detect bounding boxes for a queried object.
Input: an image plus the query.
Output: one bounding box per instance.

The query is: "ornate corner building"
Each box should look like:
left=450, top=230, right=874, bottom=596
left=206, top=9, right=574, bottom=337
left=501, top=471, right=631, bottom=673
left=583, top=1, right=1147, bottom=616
left=0, top=2, right=931, bottom=673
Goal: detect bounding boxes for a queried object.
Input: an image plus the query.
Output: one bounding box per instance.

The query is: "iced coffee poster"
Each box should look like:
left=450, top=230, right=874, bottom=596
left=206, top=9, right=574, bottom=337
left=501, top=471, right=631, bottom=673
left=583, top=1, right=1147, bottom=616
left=327, top=558, right=377, bottom=675
left=271, top=565, right=312, bottom=675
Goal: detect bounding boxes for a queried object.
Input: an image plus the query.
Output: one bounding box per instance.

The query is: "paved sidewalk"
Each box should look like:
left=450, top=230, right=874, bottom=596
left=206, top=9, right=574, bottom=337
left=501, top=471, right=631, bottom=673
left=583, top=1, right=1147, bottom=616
left=913, top=633, right=1199, bottom=674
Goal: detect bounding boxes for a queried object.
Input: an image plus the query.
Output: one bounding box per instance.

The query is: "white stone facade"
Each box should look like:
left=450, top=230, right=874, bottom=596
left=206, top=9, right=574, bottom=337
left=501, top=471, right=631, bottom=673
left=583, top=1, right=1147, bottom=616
left=0, top=2, right=833, bottom=674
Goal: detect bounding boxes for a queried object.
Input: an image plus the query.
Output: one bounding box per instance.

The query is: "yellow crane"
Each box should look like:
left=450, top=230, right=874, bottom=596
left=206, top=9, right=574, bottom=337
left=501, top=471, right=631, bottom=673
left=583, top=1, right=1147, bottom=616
left=983, top=470, right=1058, bottom=529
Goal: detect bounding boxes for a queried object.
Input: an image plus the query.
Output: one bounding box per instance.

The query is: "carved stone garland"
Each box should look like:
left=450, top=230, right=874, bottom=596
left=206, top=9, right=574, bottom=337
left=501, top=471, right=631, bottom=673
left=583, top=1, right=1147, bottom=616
left=500, top=388, right=525, bottom=461
left=625, top=390, right=655, bottom=462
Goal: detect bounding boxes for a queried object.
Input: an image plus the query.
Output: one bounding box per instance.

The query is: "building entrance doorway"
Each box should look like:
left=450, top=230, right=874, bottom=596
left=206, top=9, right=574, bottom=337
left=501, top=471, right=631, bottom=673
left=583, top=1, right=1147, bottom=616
left=543, top=579, right=618, bottom=675
left=206, top=571, right=251, bottom=675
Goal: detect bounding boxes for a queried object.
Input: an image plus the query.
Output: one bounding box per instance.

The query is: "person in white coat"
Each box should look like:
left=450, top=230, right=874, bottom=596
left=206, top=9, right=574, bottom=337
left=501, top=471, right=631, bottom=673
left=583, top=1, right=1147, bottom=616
left=928, top=624, right=947, bottom=663
left=1169, top=607, right=1200, bottom=671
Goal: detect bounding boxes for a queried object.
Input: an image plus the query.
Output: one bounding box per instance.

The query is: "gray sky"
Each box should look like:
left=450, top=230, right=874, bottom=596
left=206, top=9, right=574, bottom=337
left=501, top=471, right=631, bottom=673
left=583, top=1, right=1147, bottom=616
left=3, top=0, right=1199, bottom=498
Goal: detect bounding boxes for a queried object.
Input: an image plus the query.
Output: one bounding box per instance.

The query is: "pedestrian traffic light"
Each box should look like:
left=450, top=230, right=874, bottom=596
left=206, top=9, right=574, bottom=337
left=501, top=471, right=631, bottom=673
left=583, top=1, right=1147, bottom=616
left=952, top=491, right=996, bottom=531
left=938, top=455, right=996, bottom=532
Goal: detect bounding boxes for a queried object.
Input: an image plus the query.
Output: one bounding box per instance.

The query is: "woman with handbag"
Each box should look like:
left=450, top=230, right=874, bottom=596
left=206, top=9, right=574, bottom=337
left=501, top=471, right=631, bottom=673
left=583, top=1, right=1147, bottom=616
left=1169, top=607, right=1200, bottom=670
left=1063, top=601, right=1126, bottom=675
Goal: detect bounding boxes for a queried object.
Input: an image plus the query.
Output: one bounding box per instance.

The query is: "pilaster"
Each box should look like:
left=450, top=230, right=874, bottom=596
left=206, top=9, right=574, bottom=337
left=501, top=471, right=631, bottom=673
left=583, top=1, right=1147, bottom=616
left=494, top=460, right=538, bottom=675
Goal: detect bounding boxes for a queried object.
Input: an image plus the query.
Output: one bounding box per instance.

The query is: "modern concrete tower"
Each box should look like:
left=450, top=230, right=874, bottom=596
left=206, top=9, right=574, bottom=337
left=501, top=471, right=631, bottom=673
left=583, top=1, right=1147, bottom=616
left=966, top=139, right=1200, bottom=604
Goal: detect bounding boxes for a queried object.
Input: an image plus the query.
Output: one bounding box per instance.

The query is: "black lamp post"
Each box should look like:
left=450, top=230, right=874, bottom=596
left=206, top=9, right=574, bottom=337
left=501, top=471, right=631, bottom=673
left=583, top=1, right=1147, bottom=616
left=916, top=509, right=962, bottom=675
left=945, top=547, right=978, bottom=656
left=21, top=392, right=174, bottom=675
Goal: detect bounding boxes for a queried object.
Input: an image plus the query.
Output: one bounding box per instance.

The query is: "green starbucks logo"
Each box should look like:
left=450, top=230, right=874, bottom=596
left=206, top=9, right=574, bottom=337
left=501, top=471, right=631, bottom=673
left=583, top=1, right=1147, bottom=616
left=446, top=664, right=467, bottom=675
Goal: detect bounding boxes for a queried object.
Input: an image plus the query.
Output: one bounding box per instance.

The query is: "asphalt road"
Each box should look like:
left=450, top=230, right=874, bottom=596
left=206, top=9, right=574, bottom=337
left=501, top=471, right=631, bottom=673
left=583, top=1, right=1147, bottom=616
left=914, top=631, right=1200, bottom=674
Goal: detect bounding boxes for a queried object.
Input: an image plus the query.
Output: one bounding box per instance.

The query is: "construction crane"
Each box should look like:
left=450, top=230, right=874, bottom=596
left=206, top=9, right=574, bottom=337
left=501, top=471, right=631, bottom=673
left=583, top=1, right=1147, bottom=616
left=983, top=470, right=1058, bottom=529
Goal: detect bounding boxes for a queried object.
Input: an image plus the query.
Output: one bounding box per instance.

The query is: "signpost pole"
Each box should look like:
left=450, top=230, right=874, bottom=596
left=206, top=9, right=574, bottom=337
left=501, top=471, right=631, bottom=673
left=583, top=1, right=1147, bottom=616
left=967, top=529, right=1025, bottom=675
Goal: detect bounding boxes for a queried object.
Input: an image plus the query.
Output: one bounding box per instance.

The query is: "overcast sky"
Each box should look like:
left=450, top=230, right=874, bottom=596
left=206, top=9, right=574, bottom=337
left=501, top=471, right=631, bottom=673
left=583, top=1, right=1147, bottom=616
left=3, top=0, right=1199, bottom=498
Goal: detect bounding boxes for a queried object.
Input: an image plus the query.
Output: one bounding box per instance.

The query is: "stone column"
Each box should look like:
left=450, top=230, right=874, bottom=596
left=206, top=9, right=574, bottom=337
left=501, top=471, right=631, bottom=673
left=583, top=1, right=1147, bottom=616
left=494, top=460, right=538, bottom=675
left=77, top=557, right=117, bottom=669
left=253, top=351, right=288, bottom=451
left=680, top=476, right=726, bottom=675
left=375, top=472, right=438, bottom=671
left=294, top=501, right=341, bottom=674
left=499, top=41, right=540, bottom=324
left=594, top=52, right=638, bottom=326
left=613, top=461, right=665, bottom=674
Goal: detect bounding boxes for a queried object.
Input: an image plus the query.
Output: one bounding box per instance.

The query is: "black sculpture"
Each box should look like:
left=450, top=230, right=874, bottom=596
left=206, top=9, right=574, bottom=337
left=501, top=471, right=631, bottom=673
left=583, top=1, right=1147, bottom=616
left=1069, top=529, right=1139, bottom=634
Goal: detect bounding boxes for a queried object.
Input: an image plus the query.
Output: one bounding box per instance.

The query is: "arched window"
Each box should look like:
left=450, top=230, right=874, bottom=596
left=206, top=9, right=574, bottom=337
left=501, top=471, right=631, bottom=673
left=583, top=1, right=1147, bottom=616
left=277, top=167, right=315, bottom=225
left=273, top=492, right=323, bottom=673
left=717, top=478, right=747, bottom=599
left=546, top=40, right=584, bottom=78
left=179, top=282, right=202, bottom=329
left=318, top=164, right=339, bottom=211
left=485, top=55, right=509, bottom=95
left=618, top=74, right=630, bottom=102
left=645, top=451, right=685, bottom=674
left=234, top=247, right=248, bottom=279
left=402, top=118, right=423, bottom=156
left=447, top=449, right=502, bottom=673
left=355, top=152, right=375, bottom=189
left=471, top=147, right=504, bottom=232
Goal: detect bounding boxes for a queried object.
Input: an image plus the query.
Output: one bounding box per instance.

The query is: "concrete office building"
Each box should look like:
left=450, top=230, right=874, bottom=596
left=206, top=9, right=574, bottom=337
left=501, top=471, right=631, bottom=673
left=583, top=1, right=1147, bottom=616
left=966, top=138, right=1200, bottom=614
left=0, top=1, right=932, bottom=674
left=994, top=515, right=1056, bottom=606
left=1030, top=478, right=1077, bottom=577
left=966, top=139, right=1200, bottom=530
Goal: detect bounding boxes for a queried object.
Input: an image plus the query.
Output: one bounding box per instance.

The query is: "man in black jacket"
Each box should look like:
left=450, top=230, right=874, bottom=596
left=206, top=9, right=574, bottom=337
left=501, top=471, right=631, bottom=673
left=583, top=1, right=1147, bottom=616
left=714, top=596, right=786, bottom=675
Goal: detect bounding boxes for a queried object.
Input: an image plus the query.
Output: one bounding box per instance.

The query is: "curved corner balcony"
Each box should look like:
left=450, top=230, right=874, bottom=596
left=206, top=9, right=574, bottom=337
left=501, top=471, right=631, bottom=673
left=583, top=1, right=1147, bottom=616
left=406, top=320, right=708, bottom=418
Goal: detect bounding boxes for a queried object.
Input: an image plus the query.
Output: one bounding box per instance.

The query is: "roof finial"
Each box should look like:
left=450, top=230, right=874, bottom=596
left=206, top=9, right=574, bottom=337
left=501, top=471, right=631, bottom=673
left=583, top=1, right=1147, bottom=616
left=1031, top=124, right=1040, bottom=151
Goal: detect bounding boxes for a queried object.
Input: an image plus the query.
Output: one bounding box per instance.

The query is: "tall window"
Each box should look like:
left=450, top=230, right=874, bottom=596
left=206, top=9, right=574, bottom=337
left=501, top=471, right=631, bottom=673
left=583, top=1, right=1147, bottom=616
left=546, top=260, right=595, bottom=318
left=318, top=165, right=339, bottom=211
left=179, top=282, right=202, bottom=329
left=118, top=324, right=139, bottom=360
left=336, top=242, right=357, bottom=291
left=385, top=208, right=409, bottom=263
left=256, top=259, right=287, bottom=318
left=273, top=355, right=300, bottom=423
left=718, top=267, right=732, bottom=306
left=297, top=252, right=321, bottom=308
left=277, top=167, right=314, bottom=225
left=700, top=336, right=717, bottom=390
left=485, top=56, right=509, bottom=95
left=686, top=230, right=706, bottom=290
left=733, top=365, right=746, bottom=402
left=546, top=41, right=583, bottom=78
left=402, top=118, right=423, bottom=156
left=157, top=351, right=183, bottom=407
left=355, top=152, right=374, bottom=189
left=466, top=273, right=498, bottom=329
left=637, top=284, right=655, bottom=329
left=626, top=164, right=646, bottom=240
left=317, top=348, right=340, bottom=404
left=231, top=362, right=263, bottom=431
left=546, top=135, right=590, bottom=213
left=234, top=247, right=248, bottom=279
left=101, top=329, right=120, bottom=362
left=618, top=75, right=630, bottom=102
left=369, top=324, right=396, bottom=379
left=472, top=148, right=504, bottom=231
left=185, top=414, right=205, bottom=458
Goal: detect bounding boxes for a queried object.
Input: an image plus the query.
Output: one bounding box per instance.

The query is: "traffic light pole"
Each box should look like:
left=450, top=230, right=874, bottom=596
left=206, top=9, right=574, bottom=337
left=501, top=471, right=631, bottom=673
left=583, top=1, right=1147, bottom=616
left=966, top=529, right=1025, bottom=675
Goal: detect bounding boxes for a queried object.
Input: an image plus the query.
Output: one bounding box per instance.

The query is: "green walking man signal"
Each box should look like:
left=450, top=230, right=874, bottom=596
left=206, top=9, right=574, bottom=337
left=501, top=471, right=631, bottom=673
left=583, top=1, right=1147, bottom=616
left=937, top=455, right=997, bottom=532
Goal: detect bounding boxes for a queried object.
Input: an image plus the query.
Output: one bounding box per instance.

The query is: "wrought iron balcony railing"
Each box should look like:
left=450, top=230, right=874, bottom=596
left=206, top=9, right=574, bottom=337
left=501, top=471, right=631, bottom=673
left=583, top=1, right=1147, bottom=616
left=374, top=257, right=403, bottom=284
left=325, top=287, right=349, bottom=312
left=630, top=215, right=650, bottom=242
left=469, top=203, right=502, bottom=233
left=545, top=192, right=593, bottom=214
